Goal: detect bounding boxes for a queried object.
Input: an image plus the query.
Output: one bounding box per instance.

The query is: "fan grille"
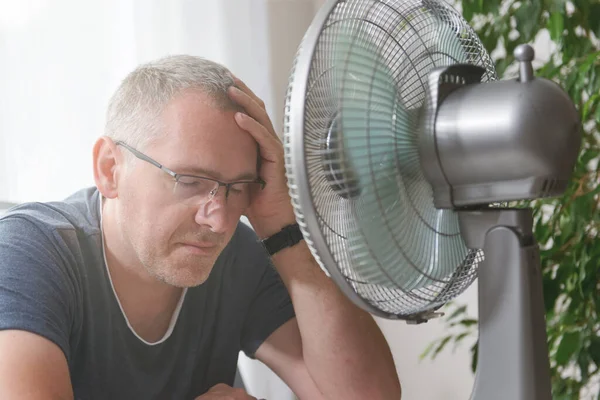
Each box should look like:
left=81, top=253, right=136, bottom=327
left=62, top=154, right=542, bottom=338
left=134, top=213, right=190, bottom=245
left=284, top=0, right=497, bottom=318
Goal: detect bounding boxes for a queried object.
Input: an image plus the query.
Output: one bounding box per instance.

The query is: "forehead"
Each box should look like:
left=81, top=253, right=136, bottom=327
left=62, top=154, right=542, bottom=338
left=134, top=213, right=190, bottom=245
left=150, top=89, right=258, bottom=179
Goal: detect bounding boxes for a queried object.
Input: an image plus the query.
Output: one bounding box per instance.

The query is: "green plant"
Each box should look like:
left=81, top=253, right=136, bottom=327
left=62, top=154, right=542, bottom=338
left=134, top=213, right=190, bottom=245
left=422, top=0, right=600, bottom=398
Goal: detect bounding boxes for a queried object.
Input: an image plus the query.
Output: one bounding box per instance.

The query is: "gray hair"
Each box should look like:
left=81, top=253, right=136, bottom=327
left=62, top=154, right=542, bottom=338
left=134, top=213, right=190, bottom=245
left=105, top=55, right=240, bottom=150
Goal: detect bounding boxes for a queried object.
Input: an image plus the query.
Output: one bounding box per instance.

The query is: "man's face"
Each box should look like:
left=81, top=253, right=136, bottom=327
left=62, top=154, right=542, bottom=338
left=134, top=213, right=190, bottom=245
left=117, top=89, right=258, bottom=287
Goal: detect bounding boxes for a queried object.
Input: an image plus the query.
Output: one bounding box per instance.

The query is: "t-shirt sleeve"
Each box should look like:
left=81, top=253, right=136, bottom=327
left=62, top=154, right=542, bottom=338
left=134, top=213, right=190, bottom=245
left=0, top=216, right=75, bottom=362
left=240, top=250, right=296, bottom=359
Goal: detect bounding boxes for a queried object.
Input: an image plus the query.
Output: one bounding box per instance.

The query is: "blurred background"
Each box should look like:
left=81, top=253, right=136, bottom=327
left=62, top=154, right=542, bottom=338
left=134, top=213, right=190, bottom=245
left=1, top=0, right=597, bottom=399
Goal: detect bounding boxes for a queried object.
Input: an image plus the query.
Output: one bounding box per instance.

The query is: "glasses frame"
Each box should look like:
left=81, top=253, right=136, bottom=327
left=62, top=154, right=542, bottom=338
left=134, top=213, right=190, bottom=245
left=115, top=140, right=266, bottom=202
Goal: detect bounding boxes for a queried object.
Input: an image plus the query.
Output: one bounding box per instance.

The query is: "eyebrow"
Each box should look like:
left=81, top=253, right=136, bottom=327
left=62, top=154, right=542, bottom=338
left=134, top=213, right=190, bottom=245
left=177, top=166, right=258, bottom=182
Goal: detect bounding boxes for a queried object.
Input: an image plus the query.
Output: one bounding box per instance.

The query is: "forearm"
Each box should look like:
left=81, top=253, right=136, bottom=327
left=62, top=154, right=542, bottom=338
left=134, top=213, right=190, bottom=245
left=270, top=240, right=401, bottom=400
left=234, top=73, right=398, bottom=398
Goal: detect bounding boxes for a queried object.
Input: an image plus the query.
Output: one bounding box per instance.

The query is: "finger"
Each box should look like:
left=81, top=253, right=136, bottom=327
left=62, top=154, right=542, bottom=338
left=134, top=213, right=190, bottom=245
left=234, top=112, right=281, bottom=162
left=229, top=86, right=277, bottom=137
left=230, top=77, right=277, bottom=135
left=206, top=383, right=229, bottom=393
left=232, top=76, right=264, bottom=109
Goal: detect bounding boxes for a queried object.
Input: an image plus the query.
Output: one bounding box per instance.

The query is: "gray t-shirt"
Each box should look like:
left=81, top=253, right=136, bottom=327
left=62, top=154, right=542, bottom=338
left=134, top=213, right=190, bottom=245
left=0, top=187, right=295, bottom=399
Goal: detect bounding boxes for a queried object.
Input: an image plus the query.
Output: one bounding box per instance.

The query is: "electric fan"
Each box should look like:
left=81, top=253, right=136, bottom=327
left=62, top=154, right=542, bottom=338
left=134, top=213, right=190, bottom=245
left=282, top=0, right=581, bottom=399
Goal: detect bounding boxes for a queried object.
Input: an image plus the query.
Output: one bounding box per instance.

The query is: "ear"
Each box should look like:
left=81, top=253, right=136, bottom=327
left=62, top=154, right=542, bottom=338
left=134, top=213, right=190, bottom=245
left=93, top=137, right=122, bottom=199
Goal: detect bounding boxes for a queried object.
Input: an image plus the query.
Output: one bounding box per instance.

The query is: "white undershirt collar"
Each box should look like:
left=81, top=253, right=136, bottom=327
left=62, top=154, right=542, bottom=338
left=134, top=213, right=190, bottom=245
left=99, top=197, right=187, bottom=346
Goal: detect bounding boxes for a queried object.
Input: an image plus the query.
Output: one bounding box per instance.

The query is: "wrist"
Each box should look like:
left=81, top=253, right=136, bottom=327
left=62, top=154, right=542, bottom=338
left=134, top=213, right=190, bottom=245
left=260, top=222, right=304, bottom=256
left=249, top=212, right=297, bottom=239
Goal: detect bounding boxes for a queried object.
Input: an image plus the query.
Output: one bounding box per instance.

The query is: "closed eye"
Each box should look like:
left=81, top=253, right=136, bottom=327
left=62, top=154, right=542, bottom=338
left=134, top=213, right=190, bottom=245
left=180, top=181, right=202, bottom=187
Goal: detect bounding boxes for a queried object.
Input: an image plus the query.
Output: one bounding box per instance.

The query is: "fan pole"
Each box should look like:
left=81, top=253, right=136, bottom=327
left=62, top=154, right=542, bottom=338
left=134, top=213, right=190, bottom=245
left=458, top=208, right=552, bottom=400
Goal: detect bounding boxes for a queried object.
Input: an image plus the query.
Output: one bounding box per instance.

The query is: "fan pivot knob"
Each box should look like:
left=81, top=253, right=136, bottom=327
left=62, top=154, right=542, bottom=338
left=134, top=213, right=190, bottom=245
left=515, top=44, right=535, bottom=82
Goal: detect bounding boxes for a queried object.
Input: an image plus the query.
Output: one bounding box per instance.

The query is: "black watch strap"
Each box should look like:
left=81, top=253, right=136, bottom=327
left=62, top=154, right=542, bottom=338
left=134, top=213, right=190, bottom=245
left=261, top=223, right=304, bottom=256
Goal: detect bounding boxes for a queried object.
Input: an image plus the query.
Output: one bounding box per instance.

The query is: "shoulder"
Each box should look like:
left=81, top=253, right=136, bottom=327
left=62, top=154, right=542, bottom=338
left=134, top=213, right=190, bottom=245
left=0, top=188, right=101, bottom=303
left=0, top=187, right=102, bottom=271
left=0, top=187, right=101, bottom=240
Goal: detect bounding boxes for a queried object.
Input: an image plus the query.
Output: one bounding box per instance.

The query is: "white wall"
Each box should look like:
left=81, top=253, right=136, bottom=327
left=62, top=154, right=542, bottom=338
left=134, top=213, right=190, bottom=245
left=0, top=0, right=115, bottom=203
left=378, top=290, right=478, bottom=399
left=0, top=0, right=276, bottom=205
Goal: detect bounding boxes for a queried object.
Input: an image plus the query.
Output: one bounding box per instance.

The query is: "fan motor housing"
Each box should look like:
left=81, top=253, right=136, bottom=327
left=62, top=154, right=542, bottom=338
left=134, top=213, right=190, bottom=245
left=422, top=63, right=581, bottom=208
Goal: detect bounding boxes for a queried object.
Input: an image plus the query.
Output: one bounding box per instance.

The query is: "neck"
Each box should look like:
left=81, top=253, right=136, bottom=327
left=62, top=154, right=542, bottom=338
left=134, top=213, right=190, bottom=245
left=100, top=198, right=182, bottom=313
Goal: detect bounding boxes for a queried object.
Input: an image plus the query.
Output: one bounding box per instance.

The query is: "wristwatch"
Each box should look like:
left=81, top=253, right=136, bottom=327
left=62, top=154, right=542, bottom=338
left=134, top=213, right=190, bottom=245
left=261, top=223, right=304, bottom=256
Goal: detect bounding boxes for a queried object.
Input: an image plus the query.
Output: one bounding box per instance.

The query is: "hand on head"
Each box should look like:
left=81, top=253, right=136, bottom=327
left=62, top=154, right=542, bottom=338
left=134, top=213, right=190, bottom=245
left=227, top=77, right=296, bottom=237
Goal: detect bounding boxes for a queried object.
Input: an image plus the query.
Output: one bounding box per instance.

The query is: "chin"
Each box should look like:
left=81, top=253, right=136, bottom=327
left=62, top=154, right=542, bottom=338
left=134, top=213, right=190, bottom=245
left=151, top=258, right=216, bottom=288
left=166, top=275, right=209, bottom=288
left=157, top=270, right=212, bottom=288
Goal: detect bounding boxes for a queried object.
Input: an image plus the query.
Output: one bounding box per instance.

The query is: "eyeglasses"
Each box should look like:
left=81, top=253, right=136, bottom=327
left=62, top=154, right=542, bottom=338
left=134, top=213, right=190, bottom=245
left=115, top=141, right=265, bottom=209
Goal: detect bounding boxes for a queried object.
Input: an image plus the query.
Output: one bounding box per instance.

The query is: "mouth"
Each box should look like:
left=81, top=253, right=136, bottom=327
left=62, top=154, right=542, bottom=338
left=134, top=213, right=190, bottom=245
left=179, top=242, right=219, bottom=255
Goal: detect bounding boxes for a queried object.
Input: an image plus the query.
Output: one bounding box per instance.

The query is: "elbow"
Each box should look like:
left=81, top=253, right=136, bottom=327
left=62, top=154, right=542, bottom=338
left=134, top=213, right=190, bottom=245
left=363, top=348, right=402, bottom=399
left=342, top=372, right=402, bottom=400
left=392, top=376, right=403, bottom=400
left=372, top=375, right=402, bottom=400
left=363, top=362, right=402, bottom=400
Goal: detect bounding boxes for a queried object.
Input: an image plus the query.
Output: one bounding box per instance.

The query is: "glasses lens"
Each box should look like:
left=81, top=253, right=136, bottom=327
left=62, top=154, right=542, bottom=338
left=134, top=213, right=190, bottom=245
left=173, top=176, right=219, bottom=204
left=173, top=177, right=263, bottom=209
left=227, top=182, right=263, bottom=209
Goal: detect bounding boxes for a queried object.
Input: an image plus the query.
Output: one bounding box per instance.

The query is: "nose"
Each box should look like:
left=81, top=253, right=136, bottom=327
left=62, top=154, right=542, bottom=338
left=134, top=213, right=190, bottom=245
left=194, top=188, right=230, bottom=234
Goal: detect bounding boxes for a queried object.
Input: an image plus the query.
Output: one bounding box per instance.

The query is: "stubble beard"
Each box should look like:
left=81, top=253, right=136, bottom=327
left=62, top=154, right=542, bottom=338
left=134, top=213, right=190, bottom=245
left=139, top=244, right=223, bottom=288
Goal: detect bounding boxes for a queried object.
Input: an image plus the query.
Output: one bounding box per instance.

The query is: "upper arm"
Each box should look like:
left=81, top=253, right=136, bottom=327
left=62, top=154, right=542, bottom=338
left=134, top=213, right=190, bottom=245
left=254, top=318, right=324, bottom=400
left=0, top=217, right=76, bottom=398
left=0, top=330, right=73, bottom=399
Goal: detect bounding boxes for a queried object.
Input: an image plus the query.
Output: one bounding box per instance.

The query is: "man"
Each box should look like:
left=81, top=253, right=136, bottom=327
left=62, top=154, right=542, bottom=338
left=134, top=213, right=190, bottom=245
left=0, top=55, right=400, bottom=399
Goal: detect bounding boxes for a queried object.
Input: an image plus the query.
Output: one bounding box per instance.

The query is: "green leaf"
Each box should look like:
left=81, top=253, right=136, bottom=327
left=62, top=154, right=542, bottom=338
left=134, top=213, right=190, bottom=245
left=582, top=94, right=600, bottom=122
left=450, top=331, right=474, bottom=353
left=495, top=57, right=515, bottom=78
left=481, top=0, right=502, bottom=15
left=471, top=341, right=479, bottom=372
left=537, top=223, right=551, bottom=244
left=565, top=71, right=581, bottom=102
left=555, top=331, right=581, bottom=366
left=433, top=336, right=452, bottom=359
left=589, top=66, right=599, bottom=98
left=548, top=12, right=564, bottom=42
left=577, top=351, right=592, bottom=382
left=589, top=4, right=600, bottom=39
left=590, top=334, right=600, bottom=368
left=446, top=304, right=467, bottom=321
left=514, top=0, right=542, bottom=42
left=420, top=341, right=436, bottom=360
left=479, top=22, right=500, bottom=55
left=454, top=331, right=471, bottom=344
left=505, top=39, right=519, bottom=62
left=537, top=59, right=562, bottom=80
left=542, top=275, right=560, bottom=312
left=453, top=318, right=478, bottom=327
left=579, top=146, right=600, bottom=166
left=550, top=0, right=566, bottom=9
left=462, top=0, right=474, bottom=22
